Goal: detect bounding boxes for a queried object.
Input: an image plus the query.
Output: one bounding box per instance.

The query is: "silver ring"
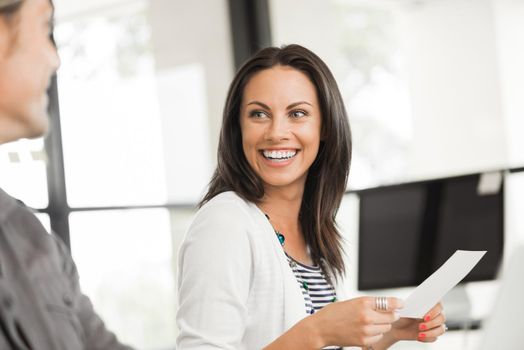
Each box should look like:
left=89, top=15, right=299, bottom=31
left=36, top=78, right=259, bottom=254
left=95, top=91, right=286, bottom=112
left=375, top=297, right=388, bottom=311
left=443, top=324, right=448, bottom=332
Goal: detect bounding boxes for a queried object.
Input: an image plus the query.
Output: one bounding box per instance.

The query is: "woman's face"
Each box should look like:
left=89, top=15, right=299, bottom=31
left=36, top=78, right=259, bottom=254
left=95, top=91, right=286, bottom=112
left=0, top=0, right=60, bottom=141
left=240, top=65, right=322, bottom=195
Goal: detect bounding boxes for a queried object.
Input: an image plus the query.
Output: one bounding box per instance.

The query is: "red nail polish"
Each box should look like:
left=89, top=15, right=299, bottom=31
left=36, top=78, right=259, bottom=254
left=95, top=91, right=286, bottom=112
left=419, top=324, right=427, bottom=331
left=424, top=315, right=431, bottom=322
left=419, top=333, right=426, bottom=338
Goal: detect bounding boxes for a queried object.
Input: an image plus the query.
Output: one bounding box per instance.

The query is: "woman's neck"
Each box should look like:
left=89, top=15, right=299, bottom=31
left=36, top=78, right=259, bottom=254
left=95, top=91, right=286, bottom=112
left=258, top=185, right=304, bottom=237
left=259, top=184, right=314, bottom=265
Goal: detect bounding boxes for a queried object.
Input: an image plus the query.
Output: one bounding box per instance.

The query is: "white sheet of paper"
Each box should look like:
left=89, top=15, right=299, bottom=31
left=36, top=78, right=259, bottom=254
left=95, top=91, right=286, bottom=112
left=399, top=250, right=486, bottom=318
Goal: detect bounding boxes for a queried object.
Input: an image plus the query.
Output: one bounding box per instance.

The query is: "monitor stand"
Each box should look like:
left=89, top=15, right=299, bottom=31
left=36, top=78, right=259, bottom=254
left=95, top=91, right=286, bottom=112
left=442, top=285, right=481, bottom=330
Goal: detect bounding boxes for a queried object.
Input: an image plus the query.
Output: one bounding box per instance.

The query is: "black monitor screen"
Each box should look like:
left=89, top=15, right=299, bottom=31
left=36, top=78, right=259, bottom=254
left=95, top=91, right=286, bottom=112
left=357, top=173, right=504, bottom=290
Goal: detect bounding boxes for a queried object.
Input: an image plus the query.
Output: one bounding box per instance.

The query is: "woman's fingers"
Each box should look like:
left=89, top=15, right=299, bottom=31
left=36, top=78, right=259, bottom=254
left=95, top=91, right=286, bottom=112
left=356, top=296, right=402, bottom=325
left=418, top=302, right=446, bottom=342
left=368, top=296, right=404, bottom=312
left=364, top=323, right=393, bottom=336
left=324, top=297, right=399, bottom=347
left=371, top=296, right=403, bottom=326
left=418, top=307, right=447, bottom=343
left=418, top=335, right=438, bottom=343
left=418, top=323, right=447, bottom=342
left=419, top=312, right=446, bottom=332
left=422, top=302, right=443, bottom=322
left=372, top=310, right=400, bottom=325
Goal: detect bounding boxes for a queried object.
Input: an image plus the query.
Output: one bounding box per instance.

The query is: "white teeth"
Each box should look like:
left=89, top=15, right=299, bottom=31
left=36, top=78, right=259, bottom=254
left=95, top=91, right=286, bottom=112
left=262, top=150, right=297, bottom=160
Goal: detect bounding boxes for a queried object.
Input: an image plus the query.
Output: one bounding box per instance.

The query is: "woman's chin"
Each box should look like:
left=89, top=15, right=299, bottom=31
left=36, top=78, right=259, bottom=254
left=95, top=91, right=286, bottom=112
left=262, top=175, right=307, bottom=191
left=24, top=107, right=50, bottom=139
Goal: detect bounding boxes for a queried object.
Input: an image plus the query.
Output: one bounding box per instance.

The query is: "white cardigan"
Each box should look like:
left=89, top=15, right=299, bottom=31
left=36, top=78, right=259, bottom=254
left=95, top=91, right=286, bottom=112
left=176, top=191, right=352, bottom=349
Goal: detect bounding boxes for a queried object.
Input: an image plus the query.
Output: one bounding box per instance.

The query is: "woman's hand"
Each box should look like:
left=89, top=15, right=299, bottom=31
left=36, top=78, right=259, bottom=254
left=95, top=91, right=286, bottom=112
left=312, top=296, right=404, bottom=348
left=388, top=302, right=447, bottom=343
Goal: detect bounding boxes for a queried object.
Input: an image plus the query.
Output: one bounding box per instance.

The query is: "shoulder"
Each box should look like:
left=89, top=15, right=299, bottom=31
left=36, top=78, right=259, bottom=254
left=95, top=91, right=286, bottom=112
left=196, top=191, right=256, bottom=225
left=183, top=191, right=261, bottom=248
left=0, top=188, right=55, bottom=252
left=0, top=189, right=73, bottom=274
left=200, top=190, right=252, bottom=211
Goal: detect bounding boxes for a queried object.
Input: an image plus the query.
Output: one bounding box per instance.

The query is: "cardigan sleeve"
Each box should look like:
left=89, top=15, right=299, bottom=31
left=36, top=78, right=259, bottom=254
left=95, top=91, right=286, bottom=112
left=176, top=199, right=254, bottom=350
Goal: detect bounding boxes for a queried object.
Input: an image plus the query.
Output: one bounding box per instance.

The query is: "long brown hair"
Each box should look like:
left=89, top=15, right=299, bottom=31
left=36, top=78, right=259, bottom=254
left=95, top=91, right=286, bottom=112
left=201, top=44, right=352, bottom=280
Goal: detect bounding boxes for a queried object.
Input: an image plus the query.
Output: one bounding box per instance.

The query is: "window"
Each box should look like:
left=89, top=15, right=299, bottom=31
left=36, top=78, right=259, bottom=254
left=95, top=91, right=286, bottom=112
left=270, top=0, right=510, bottom=188
left=69, top=209, right=176, bottom=348
left=52, top=0, right=234, bottom=348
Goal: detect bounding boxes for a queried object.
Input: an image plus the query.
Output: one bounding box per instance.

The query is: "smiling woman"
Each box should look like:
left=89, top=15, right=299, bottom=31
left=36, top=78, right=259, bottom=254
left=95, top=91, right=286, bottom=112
left=202, top=45, right=352, bottom=279
left=176, top=44, right=447, bottom=350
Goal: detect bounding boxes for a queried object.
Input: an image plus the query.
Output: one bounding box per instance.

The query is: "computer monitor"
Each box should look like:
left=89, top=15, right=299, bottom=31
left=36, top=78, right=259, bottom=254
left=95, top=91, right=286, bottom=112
left=357, top=173, right=504, bottom=291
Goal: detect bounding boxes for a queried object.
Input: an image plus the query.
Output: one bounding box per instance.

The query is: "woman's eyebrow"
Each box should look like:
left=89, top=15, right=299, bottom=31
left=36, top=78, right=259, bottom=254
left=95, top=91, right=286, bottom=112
left=286, top=101, right=312, bottom=110
left=246, top=101, right=271, bottom=110
left=246, top=101, right=313, bottom=110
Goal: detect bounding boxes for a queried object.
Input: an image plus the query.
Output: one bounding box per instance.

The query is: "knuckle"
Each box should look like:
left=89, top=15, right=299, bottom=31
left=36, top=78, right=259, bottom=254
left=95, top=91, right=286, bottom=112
left=361, top=314, right=373, bottom=324
left=362, top=325, right=372, bottom=336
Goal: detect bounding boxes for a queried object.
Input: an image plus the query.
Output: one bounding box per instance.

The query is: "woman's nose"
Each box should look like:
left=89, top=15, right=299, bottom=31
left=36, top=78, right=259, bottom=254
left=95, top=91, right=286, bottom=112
left=264, top=116, right=290, bottom=142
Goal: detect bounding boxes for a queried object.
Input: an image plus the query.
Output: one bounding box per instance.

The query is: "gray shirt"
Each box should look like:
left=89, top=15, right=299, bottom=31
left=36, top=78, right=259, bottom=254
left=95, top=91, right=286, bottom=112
left=0, top=187, right=135, bottom=350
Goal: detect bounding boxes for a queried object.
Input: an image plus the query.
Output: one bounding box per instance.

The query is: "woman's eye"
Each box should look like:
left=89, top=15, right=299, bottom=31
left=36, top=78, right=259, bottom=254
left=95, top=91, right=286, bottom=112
left=290, top=110, right=307, bottom=118
left=249, top=110, right=268, bottom=119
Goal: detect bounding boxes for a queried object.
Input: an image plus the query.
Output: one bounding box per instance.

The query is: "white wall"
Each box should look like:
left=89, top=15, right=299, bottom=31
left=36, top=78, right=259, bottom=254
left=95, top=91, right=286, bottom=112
left=493, top=0, right=524, bottom=168
left=269, top=0, right=343, bottom=72
left=401, top=0, right=507, bottom=179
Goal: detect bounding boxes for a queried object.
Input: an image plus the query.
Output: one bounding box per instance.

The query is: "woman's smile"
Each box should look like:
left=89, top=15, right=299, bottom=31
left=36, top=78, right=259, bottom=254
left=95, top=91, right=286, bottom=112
left=259, top=148, right=300, bottom=166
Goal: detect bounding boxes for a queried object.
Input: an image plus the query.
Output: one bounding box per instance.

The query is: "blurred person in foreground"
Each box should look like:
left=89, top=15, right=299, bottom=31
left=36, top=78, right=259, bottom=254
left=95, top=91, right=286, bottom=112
left=0, top=0, right=135, bottom=348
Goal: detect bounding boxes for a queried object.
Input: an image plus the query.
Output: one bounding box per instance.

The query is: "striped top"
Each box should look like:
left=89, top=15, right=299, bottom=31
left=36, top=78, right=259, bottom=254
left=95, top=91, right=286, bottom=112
left=286, top=253, right=342, bottom=350
left=263, top=213, right=342, bottom=349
